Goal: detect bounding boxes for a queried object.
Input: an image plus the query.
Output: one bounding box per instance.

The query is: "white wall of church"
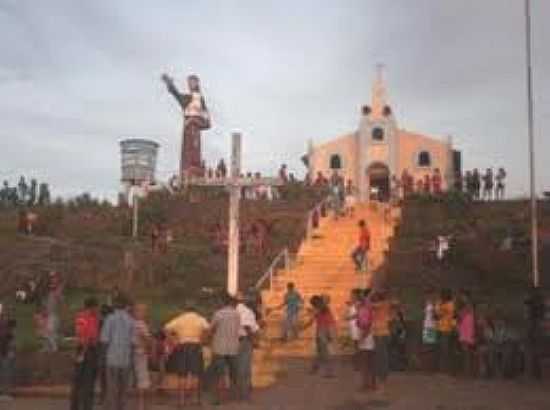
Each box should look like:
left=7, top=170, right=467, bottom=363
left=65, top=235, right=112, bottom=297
left=397, top=130, right=453, bottom=189
left=309, top=133, right=358, bottom=183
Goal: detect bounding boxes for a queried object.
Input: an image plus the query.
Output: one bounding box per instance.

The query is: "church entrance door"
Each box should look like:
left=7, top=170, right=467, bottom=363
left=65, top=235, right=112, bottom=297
left=367, top=162, right=390, bottom=201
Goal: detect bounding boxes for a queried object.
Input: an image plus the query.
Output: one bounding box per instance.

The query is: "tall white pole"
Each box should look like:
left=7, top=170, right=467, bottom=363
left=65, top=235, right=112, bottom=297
left=227, top=132, right=242, bottom=295
left=525, top=0, right=539, bottom=287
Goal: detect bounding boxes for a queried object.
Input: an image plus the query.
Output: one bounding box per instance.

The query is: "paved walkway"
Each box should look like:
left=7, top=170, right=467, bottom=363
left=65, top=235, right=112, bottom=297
left=12, top=360, right=550, bottom=410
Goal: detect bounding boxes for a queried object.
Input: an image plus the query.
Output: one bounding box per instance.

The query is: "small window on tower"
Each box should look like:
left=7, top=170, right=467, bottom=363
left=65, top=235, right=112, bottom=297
left=418, top=151, right=431, bottom=167
left=372, top=127, right=385, bottom=141
left=329, top=154, right=342, bottom=170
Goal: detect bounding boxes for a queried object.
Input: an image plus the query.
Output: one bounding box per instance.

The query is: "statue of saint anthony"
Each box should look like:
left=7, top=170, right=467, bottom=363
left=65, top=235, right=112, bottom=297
left=161, top=73, right=211, bottom=177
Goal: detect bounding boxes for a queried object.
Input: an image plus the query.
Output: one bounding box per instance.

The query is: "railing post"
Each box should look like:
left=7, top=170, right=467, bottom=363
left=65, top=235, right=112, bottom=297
left=269, top=266, right=274, bottom=291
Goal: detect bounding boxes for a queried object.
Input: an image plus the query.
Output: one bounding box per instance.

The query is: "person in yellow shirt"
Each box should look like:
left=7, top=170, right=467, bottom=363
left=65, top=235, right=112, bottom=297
left=164, top=303, right=210, bottom=398
left=435, top=288, right=456, bottom=374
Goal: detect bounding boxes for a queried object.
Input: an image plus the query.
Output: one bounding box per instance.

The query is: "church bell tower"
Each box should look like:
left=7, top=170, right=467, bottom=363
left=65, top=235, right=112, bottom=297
left=357, top=65, right=399, bottom=202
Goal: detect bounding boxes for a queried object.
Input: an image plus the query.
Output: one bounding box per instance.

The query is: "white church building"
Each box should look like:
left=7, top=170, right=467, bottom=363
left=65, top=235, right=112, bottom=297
left=304, top=68, right=461, bottom=202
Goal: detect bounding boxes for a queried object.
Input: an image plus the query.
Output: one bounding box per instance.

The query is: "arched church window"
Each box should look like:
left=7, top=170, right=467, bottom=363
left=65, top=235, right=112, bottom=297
left=372, top=127, right=385, bottom=141
left=329, top=154, right=342, bottom=170
left=418, top=151, right=431, bottom=167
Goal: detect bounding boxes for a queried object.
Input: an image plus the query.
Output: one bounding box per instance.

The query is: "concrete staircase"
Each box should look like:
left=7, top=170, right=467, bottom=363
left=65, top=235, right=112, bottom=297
left=251, top=202, right=400, bottom=386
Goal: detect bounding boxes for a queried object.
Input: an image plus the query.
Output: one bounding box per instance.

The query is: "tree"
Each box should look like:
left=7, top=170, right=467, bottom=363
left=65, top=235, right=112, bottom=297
left=27, top=179, right=38, bottom=206
left=18, top=176, right=28, bottom=204
left=38, top=183, right=51, bottom=206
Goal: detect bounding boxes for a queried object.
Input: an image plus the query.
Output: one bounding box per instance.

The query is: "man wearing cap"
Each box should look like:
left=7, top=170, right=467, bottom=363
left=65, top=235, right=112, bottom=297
left=236, top=292, right=260, bottom=401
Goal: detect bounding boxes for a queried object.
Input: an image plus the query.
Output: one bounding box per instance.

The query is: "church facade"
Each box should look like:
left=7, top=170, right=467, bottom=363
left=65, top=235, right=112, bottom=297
left=305, top=69, right=461, bottom=202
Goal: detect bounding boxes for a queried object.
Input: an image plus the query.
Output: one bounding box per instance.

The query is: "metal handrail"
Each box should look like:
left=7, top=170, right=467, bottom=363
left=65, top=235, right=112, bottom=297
left=254, top=195, right=329, bottom=291
left=255, top=247, right=290, bottom=291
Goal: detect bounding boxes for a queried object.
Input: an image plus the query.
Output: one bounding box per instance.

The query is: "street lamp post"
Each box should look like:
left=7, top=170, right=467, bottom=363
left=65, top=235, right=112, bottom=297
left=524, top=0, right=539, bottom=287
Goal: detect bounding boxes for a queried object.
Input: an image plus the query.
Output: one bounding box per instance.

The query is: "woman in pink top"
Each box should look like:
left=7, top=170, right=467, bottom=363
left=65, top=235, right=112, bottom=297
left=458, top=301, right=476, bottom=377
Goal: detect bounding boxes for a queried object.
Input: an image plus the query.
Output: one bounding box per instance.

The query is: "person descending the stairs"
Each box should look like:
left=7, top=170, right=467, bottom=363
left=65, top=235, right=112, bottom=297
left=351, top=220, right=371, bottom=272
left=304, top=295, right=336, bottom=378
left=272, top=282, right=303, bottom=342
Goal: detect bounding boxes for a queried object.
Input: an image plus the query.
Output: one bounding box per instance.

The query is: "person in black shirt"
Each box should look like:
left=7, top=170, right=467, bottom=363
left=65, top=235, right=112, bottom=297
left=524, top=287, right=545, bottom=379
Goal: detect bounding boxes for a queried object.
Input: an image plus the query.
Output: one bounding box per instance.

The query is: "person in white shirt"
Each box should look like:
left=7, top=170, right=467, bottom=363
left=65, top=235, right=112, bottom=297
left=235, top=292, right=260, bottom=401
left=345, top=289, right=362, bottom=369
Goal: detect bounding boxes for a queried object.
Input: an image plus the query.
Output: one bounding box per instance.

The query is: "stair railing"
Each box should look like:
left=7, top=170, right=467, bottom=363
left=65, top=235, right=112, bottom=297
left=255, top=247, right=290, bottom=291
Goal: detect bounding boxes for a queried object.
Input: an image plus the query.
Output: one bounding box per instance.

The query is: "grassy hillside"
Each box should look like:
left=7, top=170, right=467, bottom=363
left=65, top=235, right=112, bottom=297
left=386, top=193, right=550, bottom=323
left=1, top=185, right=324, bottom=356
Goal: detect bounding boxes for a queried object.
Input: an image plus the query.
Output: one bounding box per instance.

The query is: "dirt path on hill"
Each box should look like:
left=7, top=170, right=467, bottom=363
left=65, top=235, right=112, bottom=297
left=13, top=359, right=550, bottom=410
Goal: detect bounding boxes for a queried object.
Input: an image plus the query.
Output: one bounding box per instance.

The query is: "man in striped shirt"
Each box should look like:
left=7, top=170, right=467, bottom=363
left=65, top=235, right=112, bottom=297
left=100, top=295, right=134, bottom=410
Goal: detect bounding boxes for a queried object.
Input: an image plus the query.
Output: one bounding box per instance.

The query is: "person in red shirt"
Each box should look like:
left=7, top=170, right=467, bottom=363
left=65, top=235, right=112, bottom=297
left=70, top=297, right=99, bottom=410
left=351, top=220, right=370, bottom=272
left=303, top=295, right=336, bottom=378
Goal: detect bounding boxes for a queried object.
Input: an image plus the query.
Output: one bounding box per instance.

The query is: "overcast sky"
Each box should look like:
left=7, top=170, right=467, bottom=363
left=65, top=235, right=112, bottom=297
left=1, top=0, right=548, bottom=200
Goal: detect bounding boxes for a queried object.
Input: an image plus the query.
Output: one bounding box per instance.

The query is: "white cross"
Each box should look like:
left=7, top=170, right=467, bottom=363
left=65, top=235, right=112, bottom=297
left=186, top=132, right=283, bottom=295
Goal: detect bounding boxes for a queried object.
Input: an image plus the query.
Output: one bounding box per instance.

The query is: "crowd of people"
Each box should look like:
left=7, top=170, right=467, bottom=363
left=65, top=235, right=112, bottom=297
left=458, top=167, right=507, bottom=201
left=64, top=289, right=261, bottom=409
left=420, top=287, right=547, bottom=379
left=304, top=166, right=508, bottom=202
left=270, top=281, right=405, bottom=391
left=4, top=275, right=548, bottom=406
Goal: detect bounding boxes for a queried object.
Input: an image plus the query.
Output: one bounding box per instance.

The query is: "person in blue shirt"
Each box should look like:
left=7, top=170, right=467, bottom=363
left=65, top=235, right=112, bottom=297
left=100, top=295, right=135, bottom=410
left=271, top=283, right=304, bottom=342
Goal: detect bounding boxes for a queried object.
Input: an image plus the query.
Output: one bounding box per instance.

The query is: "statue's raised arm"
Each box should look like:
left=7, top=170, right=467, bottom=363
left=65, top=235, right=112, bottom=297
left=161, top=73, right=187, bottom=108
